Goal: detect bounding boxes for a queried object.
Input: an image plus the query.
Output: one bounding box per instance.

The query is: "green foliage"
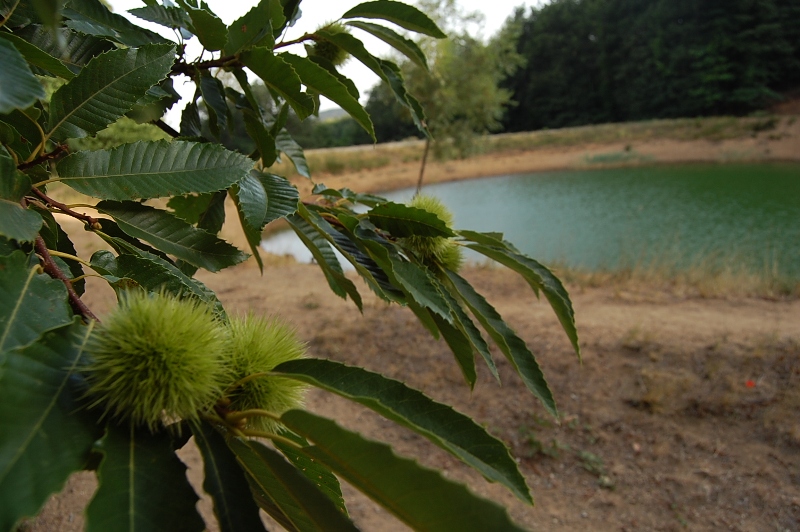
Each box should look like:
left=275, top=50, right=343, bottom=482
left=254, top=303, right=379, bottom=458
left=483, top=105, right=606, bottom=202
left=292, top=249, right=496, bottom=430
left=500, top=0, right=800, bottom=132
left=363, top=0, right=522, bottom=156
left=0, top=2, right=580, bottom=530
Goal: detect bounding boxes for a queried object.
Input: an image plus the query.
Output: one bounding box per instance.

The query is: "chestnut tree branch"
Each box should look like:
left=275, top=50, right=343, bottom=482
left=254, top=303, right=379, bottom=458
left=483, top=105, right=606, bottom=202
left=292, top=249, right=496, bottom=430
left=34, top=236, right=99, bottom=322
left=31, top=187, right=101, bottom=228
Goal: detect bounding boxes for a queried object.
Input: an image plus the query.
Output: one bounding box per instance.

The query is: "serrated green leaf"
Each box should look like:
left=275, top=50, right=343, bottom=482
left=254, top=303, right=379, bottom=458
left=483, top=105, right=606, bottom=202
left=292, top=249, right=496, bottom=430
left=167, top=193, right=214, bottom=225
left=179, top=101, right=202, bottom=137
left=430, top=312, right=477, bottom=387
left=191, top=421, right=266, bottom=532
left=228, top=438, right=358, bottom=531
left=439, top=284, right=498, bottom=381
left=48, top=43, right=176, bottom=141
left=200, top=73, right=230, bottom=135
left=0, top=39, right=46, bottom=114
left=0, top=147, right=28, bottom=201
left=274, top=358, right=532, bottom=503
left=64, top=0, right=170, bottom=47
left=234, top=172, right=267, bottom=230
left=275, top=130, right=310, bottom=178
left=93, top=217, right=172, bottom=263
left=0, top=33, right=75, bottom=79
left=342, top=1, right=446, bottom=38
left=281, top=53, right=375, bottom=140
left=242, top=110, right=277, bottom=166
left=307, top=55, right=360, bottom=100
left=89, top=250, right=223, bottom=311
left=464, top=240, right=580, bottom=360
left=224, top=0, right=281, bottom=55
left=14, top=24, right=114, bottom=75
left=355, top=230, right=452, bottom=320
left=97, top=201, right=248, bottom=272
left=56, top=140, right=253, bottom=201
left=185, top=6, right=227, bottom=51
left=85, top=423, right=205, bottom=532
left=368, top=201, right=455, bottom=238
left=272, top=436, right=347, bottom=517
left=129, top=4, right=192, bottom=31
left=286, top=214, right=362, bottom=308
left=0, top=320, right=101, bottom=532
left=281, top=410, right=526, bottom=531
left=314, top=30, right=427, bottom=132
left=128, top=78, right=181, bottom=124
left=258, top=171, right=299, bottom=224
left=0, top=109, right=41, bottom=160
left=346, top=21, right=428, bottom=69
left=0, top=201, right=43, bottom=242
left=241, top=48, right=314, bottom=120
left=445, top=270, right=557, bottom=417
left=0, top=251, right=71, bottom=353
left=298, top=205, right=400, bottom=303
left=31, top=0, right=61, bottom=28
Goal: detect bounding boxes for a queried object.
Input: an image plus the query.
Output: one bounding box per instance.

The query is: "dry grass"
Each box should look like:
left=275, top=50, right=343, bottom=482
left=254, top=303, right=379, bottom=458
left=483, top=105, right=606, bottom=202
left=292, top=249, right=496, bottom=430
left=271, top=115, right=791, bottom=178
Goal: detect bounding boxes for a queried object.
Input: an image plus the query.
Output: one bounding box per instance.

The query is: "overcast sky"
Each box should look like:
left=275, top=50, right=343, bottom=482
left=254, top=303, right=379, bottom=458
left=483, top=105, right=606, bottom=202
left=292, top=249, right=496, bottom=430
left=109, top=0, right=541, bottom=119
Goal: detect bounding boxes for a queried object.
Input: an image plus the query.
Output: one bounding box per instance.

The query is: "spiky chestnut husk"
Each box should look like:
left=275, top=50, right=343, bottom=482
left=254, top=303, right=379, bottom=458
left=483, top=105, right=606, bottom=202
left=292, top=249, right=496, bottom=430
left=402, top=195, right=464, bottom=272
left=225, top=314, right=308, bottom=433
left=309, top=23, right=350, bottom=66
left=83, top=291, right=230, bottom=432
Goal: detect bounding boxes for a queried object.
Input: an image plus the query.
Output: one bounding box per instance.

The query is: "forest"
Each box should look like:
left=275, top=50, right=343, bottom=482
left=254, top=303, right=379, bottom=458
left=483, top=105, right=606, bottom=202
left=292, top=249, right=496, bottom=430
left=295, top=0, right=800, bottom=147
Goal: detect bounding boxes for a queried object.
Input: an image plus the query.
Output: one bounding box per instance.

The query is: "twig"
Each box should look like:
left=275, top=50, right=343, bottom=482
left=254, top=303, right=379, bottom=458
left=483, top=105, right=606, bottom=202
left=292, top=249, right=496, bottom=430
left=34, top=236, right=99, bottom=322
left=153, top=119, right=180, bottom=138
left=415, top=137, right=431, bottom=195
left=274, top=33, right=318, bottom=50
left=17, top=144, right=68, bottom=171
left=171, top=55, right=238, bottom=76
left=31, top=187, right=101, bottom=228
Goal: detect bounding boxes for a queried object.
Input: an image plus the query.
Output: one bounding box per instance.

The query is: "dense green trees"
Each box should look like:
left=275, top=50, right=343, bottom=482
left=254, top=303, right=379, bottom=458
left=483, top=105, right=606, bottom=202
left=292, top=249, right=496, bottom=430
left=501, top=0, right=800, bottom=132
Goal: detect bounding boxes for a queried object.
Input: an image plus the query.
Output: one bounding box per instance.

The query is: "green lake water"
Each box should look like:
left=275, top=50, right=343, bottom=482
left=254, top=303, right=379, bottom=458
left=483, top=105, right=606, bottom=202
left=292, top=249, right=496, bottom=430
left=263, top=163, right=800, bottom=278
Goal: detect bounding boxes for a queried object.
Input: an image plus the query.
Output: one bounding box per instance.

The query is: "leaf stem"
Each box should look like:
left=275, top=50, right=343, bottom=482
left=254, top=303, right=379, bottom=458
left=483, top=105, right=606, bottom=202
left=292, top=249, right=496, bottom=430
left=47, top=249, right=93, bottom=268
left=223, top=372, right=270, bottom=394
left=152, top=119, right=179, bottom=138
left=225, top=408, right=282, bottom=424
left=240, top=429, right=302, bottom=449
left=34, top=236, right=99, bottom=322
left=30, top=187, right=101, bottom=227
left=274, top=32, right=319, bottom=50
left=0, top=0, right=21, bottom=30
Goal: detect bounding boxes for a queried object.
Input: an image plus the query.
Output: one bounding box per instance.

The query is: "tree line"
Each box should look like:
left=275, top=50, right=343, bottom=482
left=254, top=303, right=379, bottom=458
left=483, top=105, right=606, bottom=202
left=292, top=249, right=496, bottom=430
left=294, top=0, right=800, bottom=148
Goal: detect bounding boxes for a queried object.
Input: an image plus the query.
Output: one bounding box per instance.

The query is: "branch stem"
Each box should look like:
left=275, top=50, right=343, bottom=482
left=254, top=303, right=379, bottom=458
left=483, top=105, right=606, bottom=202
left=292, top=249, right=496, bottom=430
left=240, top=430, right=302, bottom=449
left=31, top=187, right=100, bottom=227
left=34, top=236, right=99, bottom=322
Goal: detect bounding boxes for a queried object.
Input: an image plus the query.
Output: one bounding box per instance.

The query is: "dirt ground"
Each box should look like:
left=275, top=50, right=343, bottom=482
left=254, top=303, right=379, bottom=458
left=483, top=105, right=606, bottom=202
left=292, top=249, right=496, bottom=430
left=25, top=118, right=800, bottom=531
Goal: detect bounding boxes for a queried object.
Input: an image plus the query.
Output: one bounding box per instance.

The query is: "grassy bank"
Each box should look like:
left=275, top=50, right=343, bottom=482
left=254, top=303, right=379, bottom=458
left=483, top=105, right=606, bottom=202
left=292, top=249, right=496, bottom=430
left=273, top=115, right=795, bottom=177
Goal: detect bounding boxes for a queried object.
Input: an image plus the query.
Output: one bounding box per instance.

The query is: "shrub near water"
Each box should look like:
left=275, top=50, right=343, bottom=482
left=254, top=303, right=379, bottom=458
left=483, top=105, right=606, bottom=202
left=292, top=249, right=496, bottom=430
left=83, top=291, right=230, bottom=431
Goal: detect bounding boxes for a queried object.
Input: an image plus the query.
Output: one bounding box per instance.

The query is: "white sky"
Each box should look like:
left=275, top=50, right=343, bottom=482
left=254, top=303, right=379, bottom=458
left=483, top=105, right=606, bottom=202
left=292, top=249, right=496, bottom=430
left=109, top=0, right=542, bottom=121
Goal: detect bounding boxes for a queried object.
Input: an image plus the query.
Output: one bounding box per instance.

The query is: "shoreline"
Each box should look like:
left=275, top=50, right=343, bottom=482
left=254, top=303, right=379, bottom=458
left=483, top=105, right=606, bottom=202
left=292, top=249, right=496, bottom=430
left=289, top=115, right=800, bottom=198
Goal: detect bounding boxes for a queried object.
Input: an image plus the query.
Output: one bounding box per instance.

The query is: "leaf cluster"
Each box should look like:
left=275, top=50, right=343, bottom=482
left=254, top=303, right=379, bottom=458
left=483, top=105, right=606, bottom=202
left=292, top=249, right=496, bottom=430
left=0, top=1, right=579, bottom=530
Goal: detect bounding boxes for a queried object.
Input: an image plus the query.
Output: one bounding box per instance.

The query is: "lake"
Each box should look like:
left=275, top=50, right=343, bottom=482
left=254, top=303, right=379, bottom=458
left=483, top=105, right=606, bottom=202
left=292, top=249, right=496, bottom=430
left=262, top=163, right=800, bottom=279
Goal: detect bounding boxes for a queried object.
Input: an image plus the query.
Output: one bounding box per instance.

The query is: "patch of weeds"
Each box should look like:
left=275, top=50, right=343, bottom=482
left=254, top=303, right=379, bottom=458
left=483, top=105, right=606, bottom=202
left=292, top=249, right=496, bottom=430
left=750, top=117, right=778, bottom=133
left=670, top=503, right=689, bottom=528
left=578, top=450, right=606, bottom=477
left=519, top=427, right=566, bottom=459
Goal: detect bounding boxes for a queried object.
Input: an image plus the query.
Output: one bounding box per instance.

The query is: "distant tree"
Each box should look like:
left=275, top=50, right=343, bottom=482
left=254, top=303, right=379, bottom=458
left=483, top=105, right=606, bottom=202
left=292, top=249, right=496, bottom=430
left=501, top=0, right=800, bottom=132
left=363, top=0, right=522, bottom=157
